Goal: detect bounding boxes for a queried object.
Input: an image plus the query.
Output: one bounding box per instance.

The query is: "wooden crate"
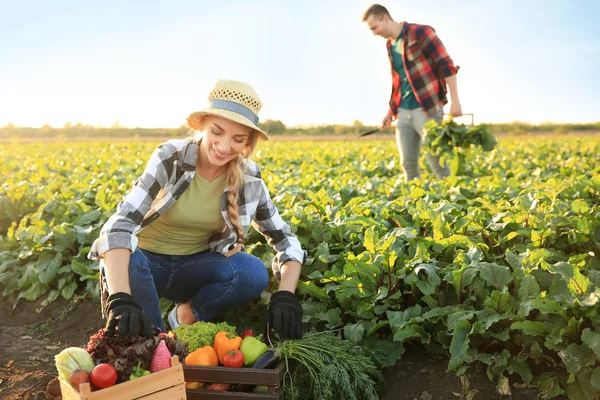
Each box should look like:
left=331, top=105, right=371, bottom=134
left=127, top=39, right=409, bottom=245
left=184, top=361, right=285, bottom=399
left=59, top=355, right=185, bottom=400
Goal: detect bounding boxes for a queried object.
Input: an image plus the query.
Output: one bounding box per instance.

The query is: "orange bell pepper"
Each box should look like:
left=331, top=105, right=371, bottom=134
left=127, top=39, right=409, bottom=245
left=185, top=345, right=219, bottom=367
left=184, top=346, right=218, bottom=389
left=213, top=331, right=242, bottom=365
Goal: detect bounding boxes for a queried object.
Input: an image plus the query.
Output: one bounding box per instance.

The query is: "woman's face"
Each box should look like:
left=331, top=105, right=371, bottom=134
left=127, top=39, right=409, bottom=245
left=200, top=115, right=252, bottom=168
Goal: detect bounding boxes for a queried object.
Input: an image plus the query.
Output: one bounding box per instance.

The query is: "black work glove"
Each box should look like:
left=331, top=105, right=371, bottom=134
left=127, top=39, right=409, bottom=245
left=104, top=292, right=153, bottom=338
left=265, top=291, right=303, bottom=340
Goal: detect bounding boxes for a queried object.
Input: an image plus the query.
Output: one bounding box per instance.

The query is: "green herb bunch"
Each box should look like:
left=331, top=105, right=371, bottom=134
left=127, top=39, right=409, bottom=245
left=275, top=331, right=383, bottom=400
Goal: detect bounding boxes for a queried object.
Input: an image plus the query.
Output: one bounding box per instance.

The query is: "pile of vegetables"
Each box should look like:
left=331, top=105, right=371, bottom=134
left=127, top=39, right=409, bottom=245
left=57, top=320, right=383, bottom=397
left=423, top=117, right=497, bottom=175
left=54, top=328, right=188, bottom=393
left=176, top=321, right=383, bottom=397
left=182, top=323, right=274, bottom=392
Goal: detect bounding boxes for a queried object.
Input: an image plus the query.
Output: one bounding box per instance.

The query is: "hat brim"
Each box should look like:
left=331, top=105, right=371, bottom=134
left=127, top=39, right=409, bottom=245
left=187, top=109, right=269, bottom=141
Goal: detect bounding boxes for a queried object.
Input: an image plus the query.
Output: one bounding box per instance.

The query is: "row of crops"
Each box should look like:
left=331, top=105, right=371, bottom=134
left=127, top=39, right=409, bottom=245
left=1, top=136, right=599, bottom=398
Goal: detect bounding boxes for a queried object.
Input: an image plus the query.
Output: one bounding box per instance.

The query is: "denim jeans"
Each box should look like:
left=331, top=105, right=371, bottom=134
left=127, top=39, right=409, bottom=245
left=395, top=107, right=450, bottom=181
left=107, top=248, right=269, bottom=331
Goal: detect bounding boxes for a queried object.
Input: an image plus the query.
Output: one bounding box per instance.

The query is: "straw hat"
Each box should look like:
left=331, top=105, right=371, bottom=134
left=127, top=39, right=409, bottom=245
left=187, top=79, right=269, bottom=141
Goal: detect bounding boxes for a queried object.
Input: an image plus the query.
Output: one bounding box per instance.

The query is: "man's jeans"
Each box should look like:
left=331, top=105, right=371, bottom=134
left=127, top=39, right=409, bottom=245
left=395, top=107, right=450, bottom=181
left=102, top=248, right=269, bottom=331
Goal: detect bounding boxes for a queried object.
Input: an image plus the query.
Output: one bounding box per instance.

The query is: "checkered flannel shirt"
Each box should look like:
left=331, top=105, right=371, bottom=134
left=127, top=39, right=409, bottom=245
left=87, top=138, right=305, bottom=273
left=387, top=22, right=459, bottom=118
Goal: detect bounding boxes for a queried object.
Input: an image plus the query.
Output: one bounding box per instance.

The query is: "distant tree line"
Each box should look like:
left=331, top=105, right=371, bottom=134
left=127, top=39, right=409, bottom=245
left=1, top=119, right=599, bottom=139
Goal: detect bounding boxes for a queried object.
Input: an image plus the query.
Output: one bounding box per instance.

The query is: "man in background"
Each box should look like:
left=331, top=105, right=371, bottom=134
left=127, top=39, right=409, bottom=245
left=363, top=4, right=462, bottom=181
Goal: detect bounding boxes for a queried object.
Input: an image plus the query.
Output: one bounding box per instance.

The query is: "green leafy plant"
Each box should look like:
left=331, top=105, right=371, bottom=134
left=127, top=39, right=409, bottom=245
left=2, top=137, right=600, bottom=398
left=423, top=118, right=497, bottom=175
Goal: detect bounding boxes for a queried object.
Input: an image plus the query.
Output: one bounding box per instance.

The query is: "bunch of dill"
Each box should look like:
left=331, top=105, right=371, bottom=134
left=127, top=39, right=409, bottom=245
left=274, top=331, right=383, bottom=400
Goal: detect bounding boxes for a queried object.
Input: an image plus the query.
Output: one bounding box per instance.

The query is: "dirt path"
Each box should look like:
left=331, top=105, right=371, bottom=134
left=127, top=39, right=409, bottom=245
left=0, top=296, right=546, bottom=400
left=0, top=297, right=104, bottom=399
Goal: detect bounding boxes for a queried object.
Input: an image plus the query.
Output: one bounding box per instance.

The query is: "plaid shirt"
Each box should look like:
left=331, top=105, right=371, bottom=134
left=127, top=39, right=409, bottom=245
left=87, top=138, right=305, bottom=273
left=387, top=22, right=459, bottom=118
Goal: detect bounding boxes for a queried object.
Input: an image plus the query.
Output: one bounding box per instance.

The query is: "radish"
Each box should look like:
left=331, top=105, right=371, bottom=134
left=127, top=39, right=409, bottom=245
left=69, top=369, right=89, bottom=391
left=150, top=340, right=172, bottom=372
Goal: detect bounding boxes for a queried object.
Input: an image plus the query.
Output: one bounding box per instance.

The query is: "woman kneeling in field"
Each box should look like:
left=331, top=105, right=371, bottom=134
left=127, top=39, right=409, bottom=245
left=87, top=79, right=304, bottom=340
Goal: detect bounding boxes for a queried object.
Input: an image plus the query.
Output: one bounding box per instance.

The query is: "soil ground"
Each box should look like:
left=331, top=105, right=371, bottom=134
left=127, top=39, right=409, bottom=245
left=0, top=296, right=548, bottom=400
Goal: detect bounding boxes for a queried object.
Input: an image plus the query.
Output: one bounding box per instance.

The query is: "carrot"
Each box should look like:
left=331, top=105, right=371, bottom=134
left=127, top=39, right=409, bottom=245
left=151, top=340, right=172, bottom=372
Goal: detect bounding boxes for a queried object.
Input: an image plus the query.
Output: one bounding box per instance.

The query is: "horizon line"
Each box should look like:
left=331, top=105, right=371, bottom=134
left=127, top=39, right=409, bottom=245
left=3, top=120, right=600, bottom=130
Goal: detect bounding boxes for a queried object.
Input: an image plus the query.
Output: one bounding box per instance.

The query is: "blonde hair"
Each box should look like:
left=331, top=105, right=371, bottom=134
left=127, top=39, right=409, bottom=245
left=192, top=116, right=259, bottom=256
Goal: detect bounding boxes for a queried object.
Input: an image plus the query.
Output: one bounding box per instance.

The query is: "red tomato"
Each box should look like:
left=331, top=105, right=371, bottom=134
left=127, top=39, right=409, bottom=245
left=90, top=363, right=118, bottom=389
left=223, top=350, right=244, bottom=368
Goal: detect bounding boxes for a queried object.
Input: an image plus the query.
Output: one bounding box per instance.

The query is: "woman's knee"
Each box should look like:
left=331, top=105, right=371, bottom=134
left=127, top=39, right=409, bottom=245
left=253, top=260, right=269, bottom=293
left=233, top=252, right=269, bottom=298
left=128, top=248, right=151, bottom=276
left=129, top=248, right=147, bottom=266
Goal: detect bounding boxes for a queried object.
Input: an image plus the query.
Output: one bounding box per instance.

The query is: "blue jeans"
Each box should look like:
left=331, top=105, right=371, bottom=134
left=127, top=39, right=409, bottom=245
left=396, top=107, right=450, bottom=181
left=125, top=248, right=269, bottom=331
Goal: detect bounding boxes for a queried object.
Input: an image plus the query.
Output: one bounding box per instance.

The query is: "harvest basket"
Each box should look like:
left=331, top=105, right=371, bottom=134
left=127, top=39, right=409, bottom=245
left=184, top=361, right=285, bottom=399
left=59, top=355, right=185, bottom=400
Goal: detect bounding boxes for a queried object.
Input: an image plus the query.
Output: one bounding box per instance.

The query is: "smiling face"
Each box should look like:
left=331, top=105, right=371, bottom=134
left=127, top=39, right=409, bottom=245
left=199, top=115, right=253, bottom=170
left=364, top=14, right=391, bottom=38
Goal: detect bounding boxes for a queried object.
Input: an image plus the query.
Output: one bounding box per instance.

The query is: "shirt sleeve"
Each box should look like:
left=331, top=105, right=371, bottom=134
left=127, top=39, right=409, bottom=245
left=251, top=179, right=305, bottom=272
left=419, top=25, right=458, bottom=79
left=87, top=143, right=173, bottom=260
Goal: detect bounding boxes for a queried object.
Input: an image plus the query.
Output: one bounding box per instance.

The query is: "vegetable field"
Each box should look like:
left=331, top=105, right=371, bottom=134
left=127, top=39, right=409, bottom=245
left=1, top=136, right=600, bottom=399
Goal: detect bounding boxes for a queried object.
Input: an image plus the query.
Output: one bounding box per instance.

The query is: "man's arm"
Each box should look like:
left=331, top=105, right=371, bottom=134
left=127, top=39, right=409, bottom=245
left=382, top=112, right=393, bottom=130
left=444, top=74, right=462, bottom=117
left=419, top=25, right=458, bottom=79
left=419, top=26, right=462, bottom=116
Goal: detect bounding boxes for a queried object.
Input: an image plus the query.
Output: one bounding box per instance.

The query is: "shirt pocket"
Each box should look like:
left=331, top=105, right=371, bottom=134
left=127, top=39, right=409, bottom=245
left=242, top=201, right=258, bottom=230
left=406, top=39, right=422, bottom=62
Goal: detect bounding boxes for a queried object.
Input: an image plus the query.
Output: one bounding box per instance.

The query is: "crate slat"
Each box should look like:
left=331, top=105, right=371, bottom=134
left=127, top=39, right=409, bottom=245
left=183, top=361, right=284, bottom=385
left=186, top=389, right=281, bottom=400
left=59, top=355, right=185, bottom=400
left=134, top=383, right=186, bottom=400
left=183, top=360, right=285, bottom=399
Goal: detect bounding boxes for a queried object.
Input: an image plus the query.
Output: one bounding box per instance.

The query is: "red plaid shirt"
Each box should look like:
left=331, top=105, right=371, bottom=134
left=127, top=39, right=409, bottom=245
left=386, top=22, right=459, bottom=118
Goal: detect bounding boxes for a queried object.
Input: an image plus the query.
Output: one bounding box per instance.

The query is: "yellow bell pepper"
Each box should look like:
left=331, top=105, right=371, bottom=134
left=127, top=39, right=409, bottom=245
left=185, top=382, right=205, bottom=390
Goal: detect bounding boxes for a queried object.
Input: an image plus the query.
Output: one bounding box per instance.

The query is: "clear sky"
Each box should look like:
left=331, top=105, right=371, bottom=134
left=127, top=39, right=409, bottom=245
left=1, top=0, right=598, bottom=128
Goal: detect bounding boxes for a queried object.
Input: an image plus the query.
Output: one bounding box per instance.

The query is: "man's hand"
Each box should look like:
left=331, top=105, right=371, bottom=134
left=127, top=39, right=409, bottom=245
left=449, top=101, right=462, bottom=117
left=265, top=290, right=303, bottom=340
left=104, top=292, right=153, bottom=337
left=382, top=114, right=393, bottom=130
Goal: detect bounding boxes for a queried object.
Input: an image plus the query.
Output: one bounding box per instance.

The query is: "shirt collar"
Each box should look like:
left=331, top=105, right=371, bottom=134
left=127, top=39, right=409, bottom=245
left=387, top=21, right=407, bottom=48
left=181, top=139, right=199, bottom=171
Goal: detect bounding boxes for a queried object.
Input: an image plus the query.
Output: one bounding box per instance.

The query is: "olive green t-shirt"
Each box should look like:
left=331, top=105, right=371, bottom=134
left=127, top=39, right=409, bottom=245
left=137, top=172, right=227, bottom=255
